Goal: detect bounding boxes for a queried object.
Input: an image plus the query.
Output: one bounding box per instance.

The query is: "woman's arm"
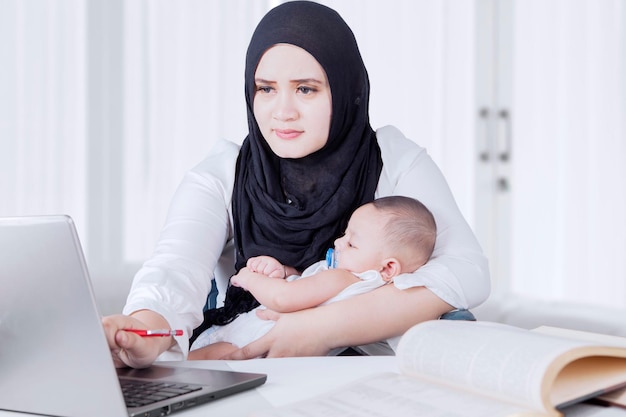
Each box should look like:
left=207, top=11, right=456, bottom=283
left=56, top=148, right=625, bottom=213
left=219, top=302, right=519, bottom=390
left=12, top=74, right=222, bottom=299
left=225, top=284, right=451, bottom=358
left=107, top=140, right=239, bottom=364
left=232, top=267, right=360, bottom=313
left=376, top=126, right=491, bottom=309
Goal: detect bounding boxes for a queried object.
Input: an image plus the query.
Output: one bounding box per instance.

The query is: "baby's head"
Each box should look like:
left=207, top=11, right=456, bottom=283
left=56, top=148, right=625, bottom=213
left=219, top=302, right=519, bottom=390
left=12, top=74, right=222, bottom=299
left=332, top=196, right=437, bottom=281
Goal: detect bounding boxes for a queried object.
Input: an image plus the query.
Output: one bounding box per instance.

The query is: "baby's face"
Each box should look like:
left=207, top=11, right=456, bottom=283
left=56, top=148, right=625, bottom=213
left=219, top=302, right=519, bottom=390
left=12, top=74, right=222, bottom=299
left=332, top=204, right=388, bottom=274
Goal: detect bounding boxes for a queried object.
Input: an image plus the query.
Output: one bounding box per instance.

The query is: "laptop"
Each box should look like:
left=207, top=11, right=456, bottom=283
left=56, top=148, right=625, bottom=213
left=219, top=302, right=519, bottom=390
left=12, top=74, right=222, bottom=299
left=0, top=215, right=266, bottom=417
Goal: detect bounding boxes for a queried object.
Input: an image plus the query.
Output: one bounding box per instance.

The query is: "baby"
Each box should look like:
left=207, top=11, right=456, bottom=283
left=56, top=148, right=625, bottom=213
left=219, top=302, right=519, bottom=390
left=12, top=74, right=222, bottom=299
left=188, top=195, right=436, bottom=359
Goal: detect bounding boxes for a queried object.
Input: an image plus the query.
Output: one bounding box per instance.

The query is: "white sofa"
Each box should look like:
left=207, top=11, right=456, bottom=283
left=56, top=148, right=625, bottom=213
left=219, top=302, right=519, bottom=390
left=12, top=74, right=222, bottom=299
left=473, top=293, right=626, bottom=337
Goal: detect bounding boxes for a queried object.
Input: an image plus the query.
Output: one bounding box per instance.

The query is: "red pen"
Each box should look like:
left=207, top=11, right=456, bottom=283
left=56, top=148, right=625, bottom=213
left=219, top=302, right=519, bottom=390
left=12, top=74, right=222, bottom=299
left=124, top=329, right=184, bottom=337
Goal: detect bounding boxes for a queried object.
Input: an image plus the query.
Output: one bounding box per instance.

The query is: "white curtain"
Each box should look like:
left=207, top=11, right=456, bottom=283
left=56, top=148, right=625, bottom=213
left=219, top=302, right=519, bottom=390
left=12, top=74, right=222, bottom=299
left=510, top=0, right=626, bottom=308
left=0, top=0, right=87, bottom=234
left=0, top=0, right=272, bottom=313
left=121, top=1, right=270, bottom=261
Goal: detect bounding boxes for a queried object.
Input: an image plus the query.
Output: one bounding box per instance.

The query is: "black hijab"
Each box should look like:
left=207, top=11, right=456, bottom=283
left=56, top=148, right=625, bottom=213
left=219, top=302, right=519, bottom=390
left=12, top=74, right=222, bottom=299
left=195, top=1, right=382, bottom=332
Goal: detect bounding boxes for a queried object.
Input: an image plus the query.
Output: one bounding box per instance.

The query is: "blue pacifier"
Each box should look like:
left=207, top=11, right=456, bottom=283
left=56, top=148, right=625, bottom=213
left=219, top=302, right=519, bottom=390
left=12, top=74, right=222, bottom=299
left=325, top=248, right=337, bottom=269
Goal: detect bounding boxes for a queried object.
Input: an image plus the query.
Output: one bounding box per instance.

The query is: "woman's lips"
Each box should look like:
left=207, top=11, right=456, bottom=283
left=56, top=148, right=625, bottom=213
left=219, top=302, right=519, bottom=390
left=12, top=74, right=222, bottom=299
left=274, top=129, right=303, bottom=140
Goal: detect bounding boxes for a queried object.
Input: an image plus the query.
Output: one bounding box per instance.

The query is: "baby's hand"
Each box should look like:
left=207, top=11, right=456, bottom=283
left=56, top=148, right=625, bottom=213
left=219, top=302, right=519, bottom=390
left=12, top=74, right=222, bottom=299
left=230, top=267, right=255, bottom=290
left=247, top=256, right=286, bottom=278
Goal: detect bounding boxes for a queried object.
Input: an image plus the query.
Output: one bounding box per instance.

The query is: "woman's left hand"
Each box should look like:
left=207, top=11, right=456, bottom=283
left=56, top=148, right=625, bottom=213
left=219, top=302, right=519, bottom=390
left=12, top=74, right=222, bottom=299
left=223, top=308, right=331, bottom=359
left=223, top=285, right=453, bottom=360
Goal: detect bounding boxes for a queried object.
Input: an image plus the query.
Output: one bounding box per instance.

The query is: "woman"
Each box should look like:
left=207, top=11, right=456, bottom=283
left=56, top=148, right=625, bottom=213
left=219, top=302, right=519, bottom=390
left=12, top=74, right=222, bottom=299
left=103, top=1, right=490, bottom=367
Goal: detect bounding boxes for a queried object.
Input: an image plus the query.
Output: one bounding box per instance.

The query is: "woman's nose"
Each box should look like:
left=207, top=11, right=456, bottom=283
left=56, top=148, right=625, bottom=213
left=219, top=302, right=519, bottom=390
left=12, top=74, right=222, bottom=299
left=273, top=93, right=298, bottom=121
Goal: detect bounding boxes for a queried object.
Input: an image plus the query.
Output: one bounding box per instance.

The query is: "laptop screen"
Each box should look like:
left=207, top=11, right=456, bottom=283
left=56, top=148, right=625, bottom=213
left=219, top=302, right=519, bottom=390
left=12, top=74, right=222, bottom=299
left=0, top=215, right=265, bottom=417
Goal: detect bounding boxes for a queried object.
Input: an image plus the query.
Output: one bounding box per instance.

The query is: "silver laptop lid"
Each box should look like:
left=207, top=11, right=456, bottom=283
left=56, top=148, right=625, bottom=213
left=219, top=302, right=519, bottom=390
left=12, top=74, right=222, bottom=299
left=0, top=215, right=128, bottom=416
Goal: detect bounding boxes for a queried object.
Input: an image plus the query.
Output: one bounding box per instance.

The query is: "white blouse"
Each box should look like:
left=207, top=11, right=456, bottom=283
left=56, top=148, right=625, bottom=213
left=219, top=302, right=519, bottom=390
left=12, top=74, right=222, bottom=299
left=123, top=125, right=491, bottom=359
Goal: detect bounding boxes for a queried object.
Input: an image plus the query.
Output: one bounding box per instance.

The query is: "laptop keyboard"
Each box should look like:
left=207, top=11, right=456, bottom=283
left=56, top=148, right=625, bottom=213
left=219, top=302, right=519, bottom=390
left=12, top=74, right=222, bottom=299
left=120, top=379, right=203, bottom=408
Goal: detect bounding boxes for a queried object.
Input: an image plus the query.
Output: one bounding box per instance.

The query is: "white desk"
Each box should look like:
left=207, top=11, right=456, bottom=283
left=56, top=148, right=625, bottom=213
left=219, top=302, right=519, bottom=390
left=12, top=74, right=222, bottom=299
left=1, top=357, right=624, bottom=416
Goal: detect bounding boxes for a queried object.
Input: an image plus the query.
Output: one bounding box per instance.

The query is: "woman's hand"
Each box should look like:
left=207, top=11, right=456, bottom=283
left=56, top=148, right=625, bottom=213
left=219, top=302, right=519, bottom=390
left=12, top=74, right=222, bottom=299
left=223, top=308, right=333, bottom=359
left=102, top=311, right=174, bottom=368
left=223, top=285, right=452, bottom=360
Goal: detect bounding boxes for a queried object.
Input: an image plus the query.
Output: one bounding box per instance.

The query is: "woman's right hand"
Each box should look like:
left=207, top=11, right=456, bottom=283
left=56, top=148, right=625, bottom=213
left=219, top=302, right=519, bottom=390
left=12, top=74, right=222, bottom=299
left=102, top=311, right=173, bottom=368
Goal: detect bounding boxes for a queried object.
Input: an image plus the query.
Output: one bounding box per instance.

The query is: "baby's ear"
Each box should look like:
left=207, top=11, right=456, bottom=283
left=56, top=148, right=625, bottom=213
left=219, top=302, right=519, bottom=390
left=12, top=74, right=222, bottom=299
left=380, top=258, right=401, bottom=282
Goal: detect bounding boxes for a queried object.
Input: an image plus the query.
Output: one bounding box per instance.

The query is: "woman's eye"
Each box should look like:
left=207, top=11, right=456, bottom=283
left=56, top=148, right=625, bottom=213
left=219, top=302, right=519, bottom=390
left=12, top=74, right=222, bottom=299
left=256, top=86, right=273, bottom=94
left=298, top=86, right=316, bottom=95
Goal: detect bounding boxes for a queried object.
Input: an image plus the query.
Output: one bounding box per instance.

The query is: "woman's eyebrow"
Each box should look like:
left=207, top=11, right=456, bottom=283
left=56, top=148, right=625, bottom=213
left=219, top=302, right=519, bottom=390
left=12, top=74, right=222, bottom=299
left=254, top=77, right=325, bottom=85
left=291, top=78, right=325, bottom=85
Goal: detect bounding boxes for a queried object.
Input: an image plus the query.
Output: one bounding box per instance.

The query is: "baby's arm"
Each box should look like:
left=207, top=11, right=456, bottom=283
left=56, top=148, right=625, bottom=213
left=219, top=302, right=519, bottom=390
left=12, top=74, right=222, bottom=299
left=231, top=267, right=360, bottom=313
left=247, top=256, right=299, bottom=278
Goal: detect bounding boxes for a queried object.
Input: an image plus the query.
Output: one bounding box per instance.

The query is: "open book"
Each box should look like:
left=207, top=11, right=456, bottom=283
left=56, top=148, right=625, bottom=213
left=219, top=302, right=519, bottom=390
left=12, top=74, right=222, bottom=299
left=254, top=320, right=626, bottom=417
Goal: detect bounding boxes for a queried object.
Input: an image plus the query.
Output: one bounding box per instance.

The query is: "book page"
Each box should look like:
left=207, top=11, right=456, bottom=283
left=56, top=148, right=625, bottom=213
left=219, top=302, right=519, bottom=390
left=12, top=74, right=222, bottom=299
left=532, top=326, right=626, bottom=348
left=597, top=386, right=626, bottom=408
left=549, top=355, right=626, bottom=407
left=396, top=321, right=595, bottom=411
left=251, top=372, right=543, bottom=417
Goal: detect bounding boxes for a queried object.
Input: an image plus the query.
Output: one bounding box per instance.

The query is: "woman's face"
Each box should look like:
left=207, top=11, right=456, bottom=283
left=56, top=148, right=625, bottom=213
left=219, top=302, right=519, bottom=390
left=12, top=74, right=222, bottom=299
left=253, top=44, right=332, bottom=159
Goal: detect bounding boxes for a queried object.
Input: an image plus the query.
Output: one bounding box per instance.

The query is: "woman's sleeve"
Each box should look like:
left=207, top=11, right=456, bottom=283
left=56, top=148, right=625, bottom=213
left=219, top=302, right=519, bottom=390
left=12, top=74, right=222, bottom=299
left=376, top=126, right=491, bottom=309
left=122, top=139, right=239, bottom=359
